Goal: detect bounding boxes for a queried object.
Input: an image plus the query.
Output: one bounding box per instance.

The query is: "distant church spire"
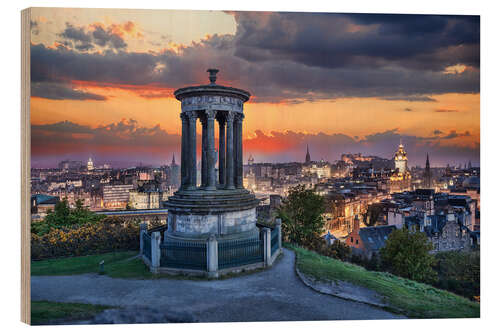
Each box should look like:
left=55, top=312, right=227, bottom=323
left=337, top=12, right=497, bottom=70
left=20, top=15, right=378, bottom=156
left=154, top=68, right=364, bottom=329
left=424, top=153, right=432, bottom=188
left=171, top=153, right=176, bottom=166
left=305, top=144, right=311, bottom=164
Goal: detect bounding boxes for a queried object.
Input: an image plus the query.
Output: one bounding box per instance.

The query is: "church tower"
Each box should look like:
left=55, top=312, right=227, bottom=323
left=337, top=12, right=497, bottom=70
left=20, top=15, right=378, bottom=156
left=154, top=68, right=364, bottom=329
left=305, top=144, right=311, bottom=164
left=424, top=153, right=432, bottom=188
left=394, top=140, right=408, bottom=174
left=171, top=153, right=177, bottom=166
left=87, top=157, right=94, bottom=171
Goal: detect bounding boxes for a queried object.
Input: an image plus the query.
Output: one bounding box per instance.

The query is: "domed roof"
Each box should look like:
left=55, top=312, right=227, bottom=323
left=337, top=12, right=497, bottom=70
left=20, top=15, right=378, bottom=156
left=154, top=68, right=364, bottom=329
left=174, top=69, right=250, bottom=102
left=394, top=142, right=407, bottom=160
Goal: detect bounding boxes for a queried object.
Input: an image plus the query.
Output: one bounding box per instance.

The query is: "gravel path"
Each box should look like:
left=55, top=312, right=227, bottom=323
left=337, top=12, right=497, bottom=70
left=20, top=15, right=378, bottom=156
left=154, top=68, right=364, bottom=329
left=31, top=249, right=404, bottom=324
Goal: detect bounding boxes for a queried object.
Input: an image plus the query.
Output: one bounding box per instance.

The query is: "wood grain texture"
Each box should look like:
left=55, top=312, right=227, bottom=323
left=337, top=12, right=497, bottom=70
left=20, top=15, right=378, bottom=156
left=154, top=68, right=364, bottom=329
left=21, top=7, right=31, bottom=325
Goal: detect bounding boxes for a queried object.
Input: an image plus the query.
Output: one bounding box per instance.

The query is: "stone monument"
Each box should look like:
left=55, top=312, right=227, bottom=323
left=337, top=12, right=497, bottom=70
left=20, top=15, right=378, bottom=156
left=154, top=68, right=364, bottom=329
left=165, top=69, right=260, bottom=244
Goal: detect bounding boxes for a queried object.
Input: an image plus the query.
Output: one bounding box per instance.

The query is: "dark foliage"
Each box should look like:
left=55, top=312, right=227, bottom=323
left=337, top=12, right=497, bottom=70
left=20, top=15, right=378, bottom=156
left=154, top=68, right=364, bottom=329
left=433, top=250, right=480, bottom=300
left=278, top=184, right=325, bottom=244
left=380, top=227, right=437, bottom=283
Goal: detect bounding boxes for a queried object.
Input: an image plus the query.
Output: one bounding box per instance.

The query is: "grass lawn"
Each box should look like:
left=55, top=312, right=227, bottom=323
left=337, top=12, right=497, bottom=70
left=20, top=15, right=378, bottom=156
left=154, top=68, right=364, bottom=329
left=31, top=251, right=154, bottom=278
left=31, top=300, right=111, bottom=325
left=288, top=244, right=480, bottom=319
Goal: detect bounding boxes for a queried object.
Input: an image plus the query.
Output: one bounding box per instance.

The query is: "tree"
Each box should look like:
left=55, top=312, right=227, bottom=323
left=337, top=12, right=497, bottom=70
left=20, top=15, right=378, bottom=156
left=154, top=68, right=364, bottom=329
left=32, top=198, right=104, bottom=236
left=278, top=184, right=325, bottom=245
left=380, top=227, right=437, bottom=283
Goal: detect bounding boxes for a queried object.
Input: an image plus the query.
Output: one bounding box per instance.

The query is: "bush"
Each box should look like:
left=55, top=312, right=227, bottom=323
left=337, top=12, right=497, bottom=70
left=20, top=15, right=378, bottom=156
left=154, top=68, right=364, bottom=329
left=300, top=236, right=351, bottom=261
left=31, top=198, right=104, bottom=236
left=380, top=227, right=437, bottom=284
left=31, top=217, right=140, bottom=260
left=433, top=250, right=480, bottom=300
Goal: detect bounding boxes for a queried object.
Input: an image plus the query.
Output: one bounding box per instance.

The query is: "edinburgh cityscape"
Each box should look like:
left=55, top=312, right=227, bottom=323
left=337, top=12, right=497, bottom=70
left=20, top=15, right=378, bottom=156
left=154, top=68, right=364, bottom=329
left=27, top=8, right=480, bottom=324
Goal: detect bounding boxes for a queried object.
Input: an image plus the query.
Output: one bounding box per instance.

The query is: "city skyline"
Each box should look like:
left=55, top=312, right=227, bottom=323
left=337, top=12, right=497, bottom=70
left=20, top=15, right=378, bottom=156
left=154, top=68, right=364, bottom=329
left=30, top=9, right=480, bottom=168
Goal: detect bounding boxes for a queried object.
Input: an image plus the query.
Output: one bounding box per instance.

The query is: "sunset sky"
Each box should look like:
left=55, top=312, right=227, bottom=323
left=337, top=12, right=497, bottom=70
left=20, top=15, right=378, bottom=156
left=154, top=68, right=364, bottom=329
left=30, top=8, right=480, bottom=168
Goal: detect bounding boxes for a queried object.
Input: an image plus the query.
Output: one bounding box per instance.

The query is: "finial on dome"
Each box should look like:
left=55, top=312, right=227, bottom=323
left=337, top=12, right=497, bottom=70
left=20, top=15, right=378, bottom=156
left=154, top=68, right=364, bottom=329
left=207, top=68, right=219, bottom=85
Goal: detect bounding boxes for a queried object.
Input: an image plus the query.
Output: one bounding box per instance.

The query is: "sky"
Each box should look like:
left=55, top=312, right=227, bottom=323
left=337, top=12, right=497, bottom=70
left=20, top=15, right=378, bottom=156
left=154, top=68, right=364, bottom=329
left=30, top=8, right=480, bottom=168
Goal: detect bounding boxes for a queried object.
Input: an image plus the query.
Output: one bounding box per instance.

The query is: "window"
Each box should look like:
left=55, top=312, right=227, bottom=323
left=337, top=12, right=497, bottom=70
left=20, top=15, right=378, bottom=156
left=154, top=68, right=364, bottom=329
left=355, top=239, right=358, bottom=245
left=351, top=237, right=353, bottom=243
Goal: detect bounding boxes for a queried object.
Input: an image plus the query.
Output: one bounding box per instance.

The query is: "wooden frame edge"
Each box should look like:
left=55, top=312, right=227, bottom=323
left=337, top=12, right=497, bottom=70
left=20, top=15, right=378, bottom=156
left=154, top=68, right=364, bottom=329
left=21, top=7, right=31, bottom=325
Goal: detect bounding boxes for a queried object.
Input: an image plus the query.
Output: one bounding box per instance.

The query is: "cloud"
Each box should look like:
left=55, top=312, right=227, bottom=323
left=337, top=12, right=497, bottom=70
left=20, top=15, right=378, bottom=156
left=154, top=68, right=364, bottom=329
left=31, top=119, right=180, bottom=153
left=31, top=119, right=479, bottom=168
left=232, top=12, right=479, bottom=71
left=441, top=130, right=470, bottom=139
left=30, top=12, right=480, bottom=103
left=433, top=129, right=443, bottom=135
left=382, top=95, right=437, bottom=102
left=30, top=20, right=40, bottom=35
left=91, top=24, right=127, bottom=50
left=32, top=120, right=94, bottom=134
left=403, top=108, right=413, bottom=112
left=31, top=82, right=107, bottom=100
left=59, top=23, right=92, bottom=43
left=243, top=127, right=479, bottom=166
left=56, top=22, right=129, bottom=52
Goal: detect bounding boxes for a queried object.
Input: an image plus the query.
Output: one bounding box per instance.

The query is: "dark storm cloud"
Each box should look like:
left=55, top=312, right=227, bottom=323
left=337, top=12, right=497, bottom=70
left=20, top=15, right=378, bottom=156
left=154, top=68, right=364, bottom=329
left=232, top=12, right=479, bottom=71
left=57, top=22, right=127, bottom=52
left=30, top=43, right=158, bottom=85
left=30, top=12, right=480, bottom=102
left=59, top=23, right=92, bottom=43
left=31, top=82, right=107, bottom=101
left=92, top=25, right=127, bottom=50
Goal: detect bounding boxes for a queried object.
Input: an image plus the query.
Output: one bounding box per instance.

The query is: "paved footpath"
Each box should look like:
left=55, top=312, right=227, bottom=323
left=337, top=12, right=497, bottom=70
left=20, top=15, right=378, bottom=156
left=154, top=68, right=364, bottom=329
left=31, top=249, right=404, bottom=324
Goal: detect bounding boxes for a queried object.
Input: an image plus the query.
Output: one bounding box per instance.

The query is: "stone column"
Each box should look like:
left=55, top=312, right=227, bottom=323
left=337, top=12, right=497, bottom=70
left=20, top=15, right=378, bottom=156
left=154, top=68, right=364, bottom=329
left=201, top=116, right=207, bottom=188
left=225, top=112, right=235, bottom=189
left=262, top=227, right=271, bottom=266
left=186, top=111, right=197, bottom=190
left=275, top=218, right=282, bottom=250
left=207, top=234, right=218, bottom=278
left=235, top=114, right=244, bottom=189
left=205, top=109, right=217, bottom=190
left=217, top=115, right=226, bottom=186
left=180, top=113, right=188, bottom=189
left=139, top=222, right=147, bottom=255
left=151, top=231, right=161, bottom=273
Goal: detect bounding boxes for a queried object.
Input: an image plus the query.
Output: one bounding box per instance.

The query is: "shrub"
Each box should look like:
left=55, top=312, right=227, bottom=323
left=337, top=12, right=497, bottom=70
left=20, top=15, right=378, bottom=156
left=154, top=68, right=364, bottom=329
left=433, top=250, right=480, bottom=300
left=300, top=236, right=351, bottom=261
left=380, top=227, right=437, bottom=284
left=31, top=198, right=105, bottom=236
left=31, top=217, right=140, bottom=260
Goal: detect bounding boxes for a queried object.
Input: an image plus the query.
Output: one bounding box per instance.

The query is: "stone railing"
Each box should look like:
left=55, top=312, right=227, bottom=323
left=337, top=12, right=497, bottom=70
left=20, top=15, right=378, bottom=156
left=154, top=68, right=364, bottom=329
left=140, top=219, right=282, bottom=277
